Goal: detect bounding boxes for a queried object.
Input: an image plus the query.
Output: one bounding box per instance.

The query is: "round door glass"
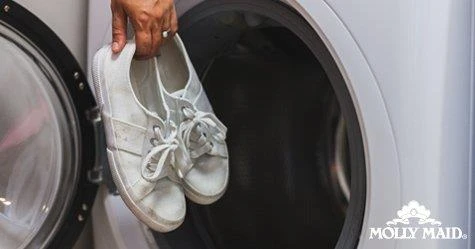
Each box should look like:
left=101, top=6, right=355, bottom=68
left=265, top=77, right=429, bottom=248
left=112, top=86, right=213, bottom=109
left=0, top=22, right=80, bottom=248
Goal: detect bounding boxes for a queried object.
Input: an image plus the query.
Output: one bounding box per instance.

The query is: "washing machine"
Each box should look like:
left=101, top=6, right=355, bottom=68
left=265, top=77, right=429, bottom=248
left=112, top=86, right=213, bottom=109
left=0, top=0, right=472, bottom=248
left=0, top=0, right=98, bottom=248
left=88, top=0, right=474, bottom=249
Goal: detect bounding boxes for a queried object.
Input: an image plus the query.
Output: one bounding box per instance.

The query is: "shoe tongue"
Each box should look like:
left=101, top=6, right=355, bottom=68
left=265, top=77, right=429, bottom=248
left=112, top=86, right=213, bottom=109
left=171, top=89, right=185, bottom=98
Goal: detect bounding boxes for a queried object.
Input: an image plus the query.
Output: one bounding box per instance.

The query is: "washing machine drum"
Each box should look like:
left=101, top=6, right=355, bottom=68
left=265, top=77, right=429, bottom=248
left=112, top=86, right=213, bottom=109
left=0, top=2, right=98, bottom=248
left=154, top=1, right=366, bottom=249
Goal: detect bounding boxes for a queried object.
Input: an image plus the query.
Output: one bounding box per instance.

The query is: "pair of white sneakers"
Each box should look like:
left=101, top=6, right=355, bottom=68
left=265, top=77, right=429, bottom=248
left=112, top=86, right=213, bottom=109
left=91, top=35, right=229, bottom=232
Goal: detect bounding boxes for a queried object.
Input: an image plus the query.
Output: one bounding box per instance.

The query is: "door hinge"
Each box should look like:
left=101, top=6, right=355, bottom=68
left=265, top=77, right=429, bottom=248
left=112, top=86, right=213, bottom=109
left=86, top=106, right=118, bottom=194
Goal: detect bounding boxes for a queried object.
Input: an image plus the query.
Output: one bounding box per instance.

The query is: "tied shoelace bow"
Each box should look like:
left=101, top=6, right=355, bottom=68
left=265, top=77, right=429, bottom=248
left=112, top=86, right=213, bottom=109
left=179, top=107, right=227, bottom=159
left=141, top=124, right=191, bottom=182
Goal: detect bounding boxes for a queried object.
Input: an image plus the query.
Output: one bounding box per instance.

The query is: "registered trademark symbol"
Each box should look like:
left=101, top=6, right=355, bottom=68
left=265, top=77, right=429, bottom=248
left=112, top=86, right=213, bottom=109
left=462, top=234, right=467, bottom=239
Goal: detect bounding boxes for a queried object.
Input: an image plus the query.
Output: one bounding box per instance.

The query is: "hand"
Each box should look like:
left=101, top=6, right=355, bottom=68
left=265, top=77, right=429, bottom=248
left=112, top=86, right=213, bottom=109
left=110, top=0, right=178, bottom=59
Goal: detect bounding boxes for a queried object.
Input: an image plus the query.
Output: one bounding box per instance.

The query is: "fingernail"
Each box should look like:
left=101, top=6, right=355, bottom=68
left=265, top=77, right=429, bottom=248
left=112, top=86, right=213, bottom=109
left=112, top=42, right=119, bottom=52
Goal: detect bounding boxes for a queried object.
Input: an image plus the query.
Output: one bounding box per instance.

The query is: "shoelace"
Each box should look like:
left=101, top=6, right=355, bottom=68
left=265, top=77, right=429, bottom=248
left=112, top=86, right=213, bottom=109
left=141, top=125, right=183, bottom=182
left=179, top=107, right=227, bottom=159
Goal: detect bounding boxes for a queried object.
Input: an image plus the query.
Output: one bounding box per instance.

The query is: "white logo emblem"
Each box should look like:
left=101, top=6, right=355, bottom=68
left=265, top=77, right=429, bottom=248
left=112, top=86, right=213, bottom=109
left=386, top=200, right=441, bottom=226
left=369, top=200, right=467, bottom=240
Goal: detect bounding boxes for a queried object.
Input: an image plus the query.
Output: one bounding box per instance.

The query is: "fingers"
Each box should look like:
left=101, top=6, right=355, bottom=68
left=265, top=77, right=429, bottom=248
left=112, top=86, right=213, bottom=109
left=134, top=29, right=152, bottom=59
left=159, top=10, right=171, bottom=47
left=169, top=4, right=178, bottom=37
left=150, top=21, right=163, bottom=56
left=111, top=1, right=128, bottom=53
left=121, top=0, right=178, bottom=59
left=161, top=6, right=172, bottom=33
left=161, top=1, right=178, bottom=41
left=130, top=9, right=153, bottom=59
left=152, top=1, right=170, bottom=53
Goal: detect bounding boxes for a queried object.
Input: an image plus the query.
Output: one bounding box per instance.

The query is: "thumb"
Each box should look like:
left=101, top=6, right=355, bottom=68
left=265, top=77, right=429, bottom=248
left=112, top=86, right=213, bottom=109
left=111, top=4, right=127, bottom=53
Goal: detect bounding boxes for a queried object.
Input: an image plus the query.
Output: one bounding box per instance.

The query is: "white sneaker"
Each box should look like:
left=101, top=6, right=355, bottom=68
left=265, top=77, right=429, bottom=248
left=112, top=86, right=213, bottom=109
left=91, top=41, right=189, bottom=232
left=154, top=35, right=229, bottom=205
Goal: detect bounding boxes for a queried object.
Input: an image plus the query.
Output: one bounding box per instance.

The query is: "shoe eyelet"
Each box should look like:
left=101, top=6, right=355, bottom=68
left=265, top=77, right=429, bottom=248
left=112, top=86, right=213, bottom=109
left=182, top=106, right=191, bottom=114
left=150, top=138, right=158, bottom=145
left=152, top=125, right=160, bottom=132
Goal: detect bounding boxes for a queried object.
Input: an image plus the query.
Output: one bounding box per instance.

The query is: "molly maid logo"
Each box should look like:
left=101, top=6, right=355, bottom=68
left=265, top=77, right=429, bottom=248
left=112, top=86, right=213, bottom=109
left=369, top=200, right=467, bottom=240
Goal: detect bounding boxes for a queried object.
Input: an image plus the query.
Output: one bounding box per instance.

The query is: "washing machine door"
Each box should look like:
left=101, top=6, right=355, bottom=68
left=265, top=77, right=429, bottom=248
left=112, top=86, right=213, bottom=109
left=0, top=1, right=100, bottom=248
